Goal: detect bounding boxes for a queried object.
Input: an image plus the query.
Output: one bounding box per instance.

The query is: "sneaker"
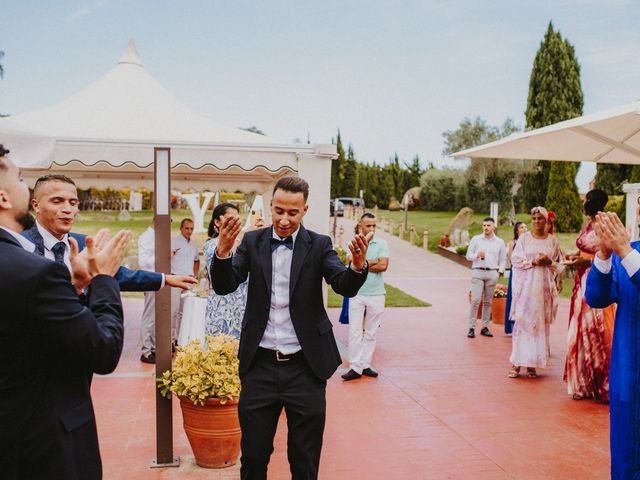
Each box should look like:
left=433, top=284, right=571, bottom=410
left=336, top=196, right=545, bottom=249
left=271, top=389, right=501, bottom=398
left=467, top=328, right=475, bottom=338
left=140, top=352, right=156, bottom=364
left=480, top=327, right=493, bottom=337
left=341, top=369, right=362, bottom=381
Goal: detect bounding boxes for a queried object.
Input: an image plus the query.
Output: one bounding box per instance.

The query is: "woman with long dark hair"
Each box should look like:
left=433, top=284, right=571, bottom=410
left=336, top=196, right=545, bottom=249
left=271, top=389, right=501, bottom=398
left=505, top=221, right=527, bottom=334
left=203, top=203, right=263, bottom=338
left=564, top=189, right=614, bottom=402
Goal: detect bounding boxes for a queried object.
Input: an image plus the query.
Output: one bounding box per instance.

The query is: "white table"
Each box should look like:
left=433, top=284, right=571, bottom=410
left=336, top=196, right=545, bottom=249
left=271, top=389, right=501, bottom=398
left=177, top=294, right=208, bottom=346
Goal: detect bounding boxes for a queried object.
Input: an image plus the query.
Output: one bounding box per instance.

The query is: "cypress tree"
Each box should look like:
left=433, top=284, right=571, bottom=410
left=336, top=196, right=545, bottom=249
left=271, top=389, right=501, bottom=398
left=522, top=22, right=584, bottom=230
left=331, top=130, right=346, bottom=198
left=342, top=144, right=358, bottom=197
left=595, top=164, right=632, bottom=195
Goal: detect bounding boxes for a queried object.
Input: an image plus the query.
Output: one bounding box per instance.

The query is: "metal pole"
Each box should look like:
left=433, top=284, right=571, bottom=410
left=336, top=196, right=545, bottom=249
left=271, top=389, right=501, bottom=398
left=151, top=147, right=179, bottom=468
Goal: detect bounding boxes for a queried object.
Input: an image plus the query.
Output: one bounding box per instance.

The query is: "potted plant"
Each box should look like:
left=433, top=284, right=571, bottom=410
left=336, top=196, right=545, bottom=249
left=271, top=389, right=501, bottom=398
left=157, top=335, right=241, bottom=468
left=491, top=284, right=508, bottom=325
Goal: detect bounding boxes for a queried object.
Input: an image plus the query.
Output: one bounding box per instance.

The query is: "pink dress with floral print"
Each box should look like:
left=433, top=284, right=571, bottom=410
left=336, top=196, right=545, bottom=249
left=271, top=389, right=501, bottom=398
left=509, top=232, right=564, bottom=368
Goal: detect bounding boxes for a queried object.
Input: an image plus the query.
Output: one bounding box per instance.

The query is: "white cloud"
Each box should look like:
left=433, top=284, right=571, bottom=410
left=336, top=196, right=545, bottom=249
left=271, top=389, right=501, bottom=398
left=68, top=0, right=111, bottom=23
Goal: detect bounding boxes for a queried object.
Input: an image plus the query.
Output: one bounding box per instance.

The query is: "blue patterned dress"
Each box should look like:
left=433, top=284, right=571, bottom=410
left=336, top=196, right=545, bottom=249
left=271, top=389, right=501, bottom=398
left=586, top=241, right=640, bottom=479
left=203, top=238, right=248, bottom=339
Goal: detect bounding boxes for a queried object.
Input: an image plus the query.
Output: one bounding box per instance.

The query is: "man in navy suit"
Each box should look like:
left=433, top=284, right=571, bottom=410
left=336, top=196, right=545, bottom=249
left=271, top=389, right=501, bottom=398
left=23, top=173, right=197, bottom=292
left=0, top=145, right=130, bottom=479
left=211, top=176, right=371, bottom=479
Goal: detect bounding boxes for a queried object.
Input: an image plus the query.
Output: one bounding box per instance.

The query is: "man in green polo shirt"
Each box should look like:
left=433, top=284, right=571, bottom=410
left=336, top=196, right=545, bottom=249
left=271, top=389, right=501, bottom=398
left=342, top=213, right=390, bottom=381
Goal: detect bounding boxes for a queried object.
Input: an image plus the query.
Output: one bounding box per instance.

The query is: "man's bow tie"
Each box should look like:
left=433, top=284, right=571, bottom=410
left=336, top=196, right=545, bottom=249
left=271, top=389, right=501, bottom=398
left=270, top=236, right=293, bottom=252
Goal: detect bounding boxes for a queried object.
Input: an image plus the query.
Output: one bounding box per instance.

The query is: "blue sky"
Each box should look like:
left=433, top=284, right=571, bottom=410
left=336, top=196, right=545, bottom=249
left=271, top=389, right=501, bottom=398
left=2, top=0, right=640, bottom=191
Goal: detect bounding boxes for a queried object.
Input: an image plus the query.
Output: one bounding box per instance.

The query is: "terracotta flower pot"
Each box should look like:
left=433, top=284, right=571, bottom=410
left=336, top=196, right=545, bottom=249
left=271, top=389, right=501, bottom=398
left=491, top=297, right=506, bottom=325
left=180, top=397, right=241, bottom=468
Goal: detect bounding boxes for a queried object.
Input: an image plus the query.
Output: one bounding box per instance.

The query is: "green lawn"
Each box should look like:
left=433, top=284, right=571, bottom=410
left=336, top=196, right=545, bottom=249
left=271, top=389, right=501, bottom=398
left=375, top=209, right=579, bottom=254
left=327, top=283, right=430, bottom=308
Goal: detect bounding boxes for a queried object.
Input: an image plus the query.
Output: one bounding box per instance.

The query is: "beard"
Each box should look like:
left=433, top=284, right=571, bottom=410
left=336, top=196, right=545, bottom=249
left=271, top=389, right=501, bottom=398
left=16, top=212, right=35, bottom=231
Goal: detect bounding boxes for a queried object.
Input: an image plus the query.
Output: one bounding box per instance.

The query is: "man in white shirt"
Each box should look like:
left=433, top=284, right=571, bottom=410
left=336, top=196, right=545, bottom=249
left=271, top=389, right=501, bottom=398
left=170, top=218, right=200, bottom=345
left=211, top=176, right=371, bottom=479
left=465, top=217, right=506, bottom=338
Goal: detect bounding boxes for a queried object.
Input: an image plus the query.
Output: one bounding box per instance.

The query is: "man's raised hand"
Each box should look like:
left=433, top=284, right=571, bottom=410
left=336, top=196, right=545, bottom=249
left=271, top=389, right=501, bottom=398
left=348, top=231, right=374, bottom=271
left=216, top=215, right=242, bottom=258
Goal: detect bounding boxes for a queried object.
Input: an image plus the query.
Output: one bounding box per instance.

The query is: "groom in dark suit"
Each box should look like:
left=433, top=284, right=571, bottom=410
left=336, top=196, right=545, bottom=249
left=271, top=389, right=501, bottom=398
left=0, top=146, right=130, bottom=479
left=211, top=176, right=371, bottom=479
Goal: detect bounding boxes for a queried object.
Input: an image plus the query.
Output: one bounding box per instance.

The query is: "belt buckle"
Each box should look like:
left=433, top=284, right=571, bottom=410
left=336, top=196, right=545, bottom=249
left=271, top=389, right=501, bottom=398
left=275, top=350, right=289, bottom=362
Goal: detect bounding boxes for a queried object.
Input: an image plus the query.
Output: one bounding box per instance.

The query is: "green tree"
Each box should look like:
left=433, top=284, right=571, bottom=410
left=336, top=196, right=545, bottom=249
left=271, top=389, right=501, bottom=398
left=342, top=144, right=358, bottom=197
left=594, top=164, right=632, bottom=195
left=331, top=130, right=346, bottom=198
left=404, top=155, right=423, bottom=190
left=546, top=162, right=583, bottom=231
left=444, top=116, right=520, bottom=221
left=522, top=21, right=584, bottom=220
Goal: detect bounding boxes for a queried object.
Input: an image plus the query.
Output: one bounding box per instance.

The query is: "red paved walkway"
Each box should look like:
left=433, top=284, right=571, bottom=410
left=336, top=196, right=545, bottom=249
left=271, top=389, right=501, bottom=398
left=94, top=275, right=609, bottom=479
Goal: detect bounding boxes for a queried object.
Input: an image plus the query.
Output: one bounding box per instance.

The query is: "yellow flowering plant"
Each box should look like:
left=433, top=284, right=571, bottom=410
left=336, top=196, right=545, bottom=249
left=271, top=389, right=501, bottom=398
left=157, top=335, right=241, bottom=405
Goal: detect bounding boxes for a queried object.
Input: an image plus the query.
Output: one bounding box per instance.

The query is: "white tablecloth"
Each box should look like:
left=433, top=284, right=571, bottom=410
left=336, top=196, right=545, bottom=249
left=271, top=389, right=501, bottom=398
left=177, top=294, right=208, bottom=346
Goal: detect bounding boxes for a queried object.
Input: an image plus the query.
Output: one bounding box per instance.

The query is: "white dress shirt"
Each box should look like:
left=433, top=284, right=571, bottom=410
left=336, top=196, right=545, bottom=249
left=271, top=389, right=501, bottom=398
left=593, top=249, right=640, bottom=277
left=466, top=233, right=507, bottom=273
left=259, top=228, right=302, bottom=354
left=137, top=226, right=166, bottom=287
left=171, top=234, right=199, bottom=275
left=1, top=226, right=36, bottom=252
left=36, top=220, right=71, bottom=271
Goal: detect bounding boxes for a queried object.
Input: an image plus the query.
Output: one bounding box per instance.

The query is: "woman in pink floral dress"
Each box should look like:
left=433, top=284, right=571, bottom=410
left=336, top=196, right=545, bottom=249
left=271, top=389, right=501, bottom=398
left=564, top=189, right=614, bottom=402
left=508, top=207, right=564, bottom=378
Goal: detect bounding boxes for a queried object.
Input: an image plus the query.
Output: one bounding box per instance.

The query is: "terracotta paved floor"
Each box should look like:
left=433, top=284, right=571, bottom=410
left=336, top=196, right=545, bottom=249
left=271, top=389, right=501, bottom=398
left=94, top=273, right=610, bottom=479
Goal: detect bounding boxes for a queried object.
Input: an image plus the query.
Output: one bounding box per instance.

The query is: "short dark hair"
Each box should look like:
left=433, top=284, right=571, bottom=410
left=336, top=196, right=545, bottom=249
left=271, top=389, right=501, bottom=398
left=273, top=176, right=309, bottom=201
left=584, top=189, right=609, bottom=217
left=207, top=202, right=239, bottom=238
left=180, top=218, right=194, bottom=228
left=483, top=217, right=495, bottom=223
left=360, top=212, right=375, bottom=221
left=0, top=144, right=9, bottom=157
left=33, top=174, right=76, bottom=195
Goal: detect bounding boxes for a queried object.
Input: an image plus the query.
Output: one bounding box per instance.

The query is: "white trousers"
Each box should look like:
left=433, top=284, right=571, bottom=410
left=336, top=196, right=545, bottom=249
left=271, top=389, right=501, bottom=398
left=348, top=294, right=385, bottom=374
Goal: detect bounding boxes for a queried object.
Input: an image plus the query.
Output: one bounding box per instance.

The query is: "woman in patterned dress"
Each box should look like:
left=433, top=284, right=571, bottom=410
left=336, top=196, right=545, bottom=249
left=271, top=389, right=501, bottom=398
left=564, top=189, right=615, bottom=402
left=508, top=206, right=564, bottom=379
left=203, top=203, right=263, bottom=339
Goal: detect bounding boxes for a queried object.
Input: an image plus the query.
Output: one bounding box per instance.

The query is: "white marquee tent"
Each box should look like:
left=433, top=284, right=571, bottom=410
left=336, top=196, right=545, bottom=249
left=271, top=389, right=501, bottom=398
left=1, top=40, right=335, bottom=233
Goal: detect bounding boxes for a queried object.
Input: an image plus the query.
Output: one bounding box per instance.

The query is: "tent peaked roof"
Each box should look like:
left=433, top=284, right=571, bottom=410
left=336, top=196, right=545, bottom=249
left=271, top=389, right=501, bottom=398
left=7, top=40, right=282, bottom=146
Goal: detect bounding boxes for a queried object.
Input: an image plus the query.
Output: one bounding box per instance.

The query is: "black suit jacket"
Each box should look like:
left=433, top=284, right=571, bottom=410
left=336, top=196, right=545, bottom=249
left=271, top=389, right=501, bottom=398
left=0, top=228, right=124, bottom=480
left=211, top=226, right=367, bottom=380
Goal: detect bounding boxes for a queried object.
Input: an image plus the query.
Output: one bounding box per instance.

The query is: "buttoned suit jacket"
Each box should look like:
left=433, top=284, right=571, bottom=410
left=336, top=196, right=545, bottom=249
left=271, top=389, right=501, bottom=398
left=0, top=228, right=124, bottom=480
left=211, top=225, right=367, bottom=380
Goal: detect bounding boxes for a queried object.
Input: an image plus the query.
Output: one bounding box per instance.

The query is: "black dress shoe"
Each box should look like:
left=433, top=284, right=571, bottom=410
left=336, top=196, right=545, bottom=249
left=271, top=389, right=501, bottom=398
left=341, top=369, right=362, bottom=381
left=480, top=327, right=494, bottom=337
left=362, top=368, right=379, bottom=378
left=467, top=328, right=475, bottom=338
left=140, top=352, right=156, bottom=364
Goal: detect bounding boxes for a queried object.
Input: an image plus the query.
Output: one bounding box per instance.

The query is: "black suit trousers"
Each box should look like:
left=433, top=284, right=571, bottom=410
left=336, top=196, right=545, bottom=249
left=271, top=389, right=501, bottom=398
left=239, top=350, right=327, bottom=480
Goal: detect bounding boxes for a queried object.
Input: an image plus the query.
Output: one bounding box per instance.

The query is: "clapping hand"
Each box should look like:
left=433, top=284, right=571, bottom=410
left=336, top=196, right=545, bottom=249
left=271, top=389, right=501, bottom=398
left=594, top=212, right=631, bottom=260
left=69, top=229, right=131, bottom=293
left=216, top=215, right=243, bottom=258
left=348, top=231, right=374, bottom=271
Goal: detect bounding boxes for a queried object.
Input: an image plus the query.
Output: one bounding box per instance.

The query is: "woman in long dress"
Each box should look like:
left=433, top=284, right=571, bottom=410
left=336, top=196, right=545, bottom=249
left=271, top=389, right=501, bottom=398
left=564, top=189, right=615, bottom=402
left=203, top=203, right=263, bottom=339
left=505, top=221, right=528, bottom=334
left=508, top=207, right=564, bottom=378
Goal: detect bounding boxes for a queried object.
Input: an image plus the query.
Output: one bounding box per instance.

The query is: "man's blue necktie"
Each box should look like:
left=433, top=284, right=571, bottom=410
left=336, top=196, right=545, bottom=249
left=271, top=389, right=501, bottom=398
left=51, top=241, right=66, bottom=265
left=270, top=236, right=293, bottom=252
